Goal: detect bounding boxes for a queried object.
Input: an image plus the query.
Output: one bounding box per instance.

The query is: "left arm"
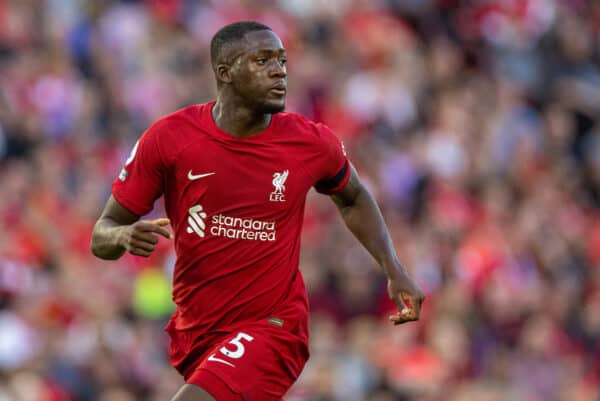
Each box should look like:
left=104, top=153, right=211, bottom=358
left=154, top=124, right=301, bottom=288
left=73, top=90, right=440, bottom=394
left=331, top=163, right=425, bottom=324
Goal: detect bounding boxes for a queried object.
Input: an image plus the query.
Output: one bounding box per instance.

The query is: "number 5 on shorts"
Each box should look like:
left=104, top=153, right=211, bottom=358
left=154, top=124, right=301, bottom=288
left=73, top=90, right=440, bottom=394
left=220, top=332, right=254, bottom=359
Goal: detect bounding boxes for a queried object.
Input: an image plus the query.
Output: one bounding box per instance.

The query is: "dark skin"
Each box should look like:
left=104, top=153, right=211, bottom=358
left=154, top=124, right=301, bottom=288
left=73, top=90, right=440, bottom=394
left=212, top=29, right=288, bottom=136
left=91, top=29, right=424, bottom=401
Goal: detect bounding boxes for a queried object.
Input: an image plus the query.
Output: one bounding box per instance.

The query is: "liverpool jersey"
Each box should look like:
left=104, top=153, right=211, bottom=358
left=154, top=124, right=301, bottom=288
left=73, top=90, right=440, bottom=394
left=112, top=102, right=350, bottom=335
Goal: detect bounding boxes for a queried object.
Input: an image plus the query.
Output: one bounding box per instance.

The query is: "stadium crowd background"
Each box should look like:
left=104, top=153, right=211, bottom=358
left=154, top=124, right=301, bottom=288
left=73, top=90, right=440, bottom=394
left=1, top=0, right=599, bottom=400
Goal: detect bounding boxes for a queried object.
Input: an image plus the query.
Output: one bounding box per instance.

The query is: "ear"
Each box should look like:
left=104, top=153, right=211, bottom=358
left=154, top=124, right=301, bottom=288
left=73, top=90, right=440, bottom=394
left=216, top=63, right=233, bottom=84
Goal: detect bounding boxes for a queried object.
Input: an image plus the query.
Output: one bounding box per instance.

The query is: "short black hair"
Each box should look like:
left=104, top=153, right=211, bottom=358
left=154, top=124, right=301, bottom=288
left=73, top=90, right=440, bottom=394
left=210, top=21, right=272, bottom=69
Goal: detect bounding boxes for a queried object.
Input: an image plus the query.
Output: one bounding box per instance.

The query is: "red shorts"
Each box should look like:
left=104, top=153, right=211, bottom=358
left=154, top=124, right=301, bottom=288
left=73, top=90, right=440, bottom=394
left=166, top=318, right=310, bottom=401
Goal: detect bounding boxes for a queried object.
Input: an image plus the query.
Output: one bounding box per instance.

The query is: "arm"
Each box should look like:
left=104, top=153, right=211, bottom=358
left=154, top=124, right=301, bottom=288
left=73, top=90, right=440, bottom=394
left=330, top=163, right=425, bottom=324
left=91, top=195, right=171, bottom=260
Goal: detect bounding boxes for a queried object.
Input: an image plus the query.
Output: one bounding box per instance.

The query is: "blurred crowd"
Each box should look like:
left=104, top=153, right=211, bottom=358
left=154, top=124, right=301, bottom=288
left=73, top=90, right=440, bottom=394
left=1, top=0, right=599, bottom=400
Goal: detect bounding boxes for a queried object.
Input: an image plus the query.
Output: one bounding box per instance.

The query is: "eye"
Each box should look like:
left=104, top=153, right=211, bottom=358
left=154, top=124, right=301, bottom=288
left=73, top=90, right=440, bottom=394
left=256, top=58, right=267, bottom=65
left=280, top=58, right=287, bottom=65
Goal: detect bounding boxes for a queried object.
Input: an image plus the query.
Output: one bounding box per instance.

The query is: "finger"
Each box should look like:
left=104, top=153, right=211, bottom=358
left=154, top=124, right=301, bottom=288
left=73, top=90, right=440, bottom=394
left=148, top=218, right=170, bottom=227
left=400, top=292, right=422, bottom=315
left=391, top=293, right=403, bottom=308
left=400, top=292, right=415, bottom=314
left=124, top=234, right=157, bottom=250
left=130, top=239, right=155, bottom=252
left=389, top=312, right=418, bottom=325
left=137, top=220, right=172, bottom=239
left=131, top=231, right=159, bottom=245
left=418, top=294, right=425, bottom=309
left=388, top=293, right=420, bottom=324
left=129, top=247, right=152, bottom=257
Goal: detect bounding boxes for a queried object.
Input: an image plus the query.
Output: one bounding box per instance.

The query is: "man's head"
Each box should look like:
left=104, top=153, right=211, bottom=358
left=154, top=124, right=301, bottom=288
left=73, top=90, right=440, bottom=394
left=210, top=21, right=287, bottom=114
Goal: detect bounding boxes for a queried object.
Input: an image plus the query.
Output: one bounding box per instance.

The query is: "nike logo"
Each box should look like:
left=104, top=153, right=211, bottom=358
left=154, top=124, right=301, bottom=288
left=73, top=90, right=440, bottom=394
left=207, top=353, right=235, bottom=367
left=188, top=170, right=215, bottom=180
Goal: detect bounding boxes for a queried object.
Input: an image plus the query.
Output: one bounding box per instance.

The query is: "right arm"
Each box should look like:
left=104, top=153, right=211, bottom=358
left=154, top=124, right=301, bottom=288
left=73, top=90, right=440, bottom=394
left=91, top=195, right=171, bottom=260
left=94, top=119, right=171, bottom=260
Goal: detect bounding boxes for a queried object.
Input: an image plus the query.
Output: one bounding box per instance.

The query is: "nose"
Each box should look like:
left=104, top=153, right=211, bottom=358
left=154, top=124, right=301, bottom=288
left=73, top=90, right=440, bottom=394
left=270, top=60, right=286, bottom=78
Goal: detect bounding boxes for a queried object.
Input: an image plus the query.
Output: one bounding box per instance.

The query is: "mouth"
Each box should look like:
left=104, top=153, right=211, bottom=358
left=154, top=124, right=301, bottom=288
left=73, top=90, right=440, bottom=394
left=269, top=83, right=287, bottom=97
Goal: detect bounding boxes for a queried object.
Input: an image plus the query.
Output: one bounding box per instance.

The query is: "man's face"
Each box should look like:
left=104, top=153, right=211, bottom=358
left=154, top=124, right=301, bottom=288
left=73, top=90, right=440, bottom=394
left=229, top=30, right=287, bottom=113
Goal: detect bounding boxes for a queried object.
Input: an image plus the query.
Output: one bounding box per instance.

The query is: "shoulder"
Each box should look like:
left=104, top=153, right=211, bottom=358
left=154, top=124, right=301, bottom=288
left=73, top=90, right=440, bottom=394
left=148, top=104, right=205, bottom=133
left=274, top=111, right=335, bottom=140
left=139, top=103, right=208, bottom=160
left=142, top=103, right=208, bottom=143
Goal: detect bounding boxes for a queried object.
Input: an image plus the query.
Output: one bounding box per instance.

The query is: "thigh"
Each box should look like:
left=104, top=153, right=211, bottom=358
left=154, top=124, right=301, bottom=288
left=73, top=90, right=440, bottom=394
left=188, top=322, right=308, bottom=401
left=171, top=384, right=217, bottom=401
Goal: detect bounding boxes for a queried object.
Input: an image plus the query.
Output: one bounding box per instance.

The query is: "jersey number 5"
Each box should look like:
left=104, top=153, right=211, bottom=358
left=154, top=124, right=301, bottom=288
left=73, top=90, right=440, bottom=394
left=219, top=332, right=254, bottom=359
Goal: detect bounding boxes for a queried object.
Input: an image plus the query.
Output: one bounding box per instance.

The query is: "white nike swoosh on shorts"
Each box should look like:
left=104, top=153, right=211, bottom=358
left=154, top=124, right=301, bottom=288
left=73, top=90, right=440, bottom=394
left=207, top=353, right=235, bottom=367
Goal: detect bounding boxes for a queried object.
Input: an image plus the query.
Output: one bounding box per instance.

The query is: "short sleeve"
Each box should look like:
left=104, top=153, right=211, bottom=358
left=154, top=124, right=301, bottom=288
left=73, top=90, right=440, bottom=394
left=111, top=123, right=167, bottom=216
left=313, top=123, right=350, bottom=194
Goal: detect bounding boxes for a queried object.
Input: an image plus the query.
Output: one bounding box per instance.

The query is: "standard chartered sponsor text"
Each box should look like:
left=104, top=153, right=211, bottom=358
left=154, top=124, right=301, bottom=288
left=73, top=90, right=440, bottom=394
left=210, top=214, right=276, bottom=241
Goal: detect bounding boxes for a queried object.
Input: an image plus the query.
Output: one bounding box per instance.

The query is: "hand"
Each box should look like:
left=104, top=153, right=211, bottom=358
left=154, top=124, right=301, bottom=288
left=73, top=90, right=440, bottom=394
left=118, top=218, right=172, bottom=257
left=387, top=269, right=425, bottom=325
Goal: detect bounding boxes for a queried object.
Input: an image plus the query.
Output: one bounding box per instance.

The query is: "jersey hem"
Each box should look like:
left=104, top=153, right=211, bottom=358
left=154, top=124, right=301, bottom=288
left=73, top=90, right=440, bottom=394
left=188, top=368, right=243, bottom=401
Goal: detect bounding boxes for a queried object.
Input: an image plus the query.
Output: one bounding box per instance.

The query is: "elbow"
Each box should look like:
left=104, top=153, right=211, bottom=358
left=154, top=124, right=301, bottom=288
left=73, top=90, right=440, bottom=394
left=90, top=242, right=121, bottom=260
left=98, top=253, right=121, bottom=261
left=90, top=227, right=102, bottom=258
left=90, top=237, right=106, bottom=259
left=90, top=229, right=121, bottom=260
left=90, top=242, right=103, bottom=259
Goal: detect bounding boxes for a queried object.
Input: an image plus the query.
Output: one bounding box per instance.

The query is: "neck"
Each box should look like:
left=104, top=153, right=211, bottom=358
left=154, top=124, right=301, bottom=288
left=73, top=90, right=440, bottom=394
left=212, top=94, right=271, bottom=138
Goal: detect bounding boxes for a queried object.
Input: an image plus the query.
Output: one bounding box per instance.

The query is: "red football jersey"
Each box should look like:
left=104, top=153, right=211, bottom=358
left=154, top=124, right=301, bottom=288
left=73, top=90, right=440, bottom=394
left=112, top=101, right=349, bottom=338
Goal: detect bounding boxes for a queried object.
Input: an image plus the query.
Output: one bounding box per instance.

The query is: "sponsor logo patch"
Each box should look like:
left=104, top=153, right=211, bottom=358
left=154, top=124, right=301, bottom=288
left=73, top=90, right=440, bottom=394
left=186, top=204, right=276, bottom=242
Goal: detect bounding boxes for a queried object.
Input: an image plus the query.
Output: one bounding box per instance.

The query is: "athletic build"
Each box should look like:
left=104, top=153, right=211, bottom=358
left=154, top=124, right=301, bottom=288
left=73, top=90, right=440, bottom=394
left=91, top=21, right=424, bottom=401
